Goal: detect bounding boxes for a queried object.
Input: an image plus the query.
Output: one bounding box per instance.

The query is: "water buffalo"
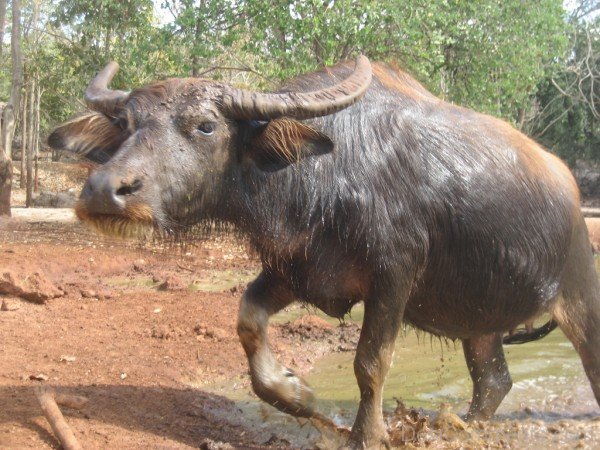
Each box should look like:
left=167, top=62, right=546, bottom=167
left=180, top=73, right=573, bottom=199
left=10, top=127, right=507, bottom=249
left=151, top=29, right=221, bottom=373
left=48, top=57, right=600, bottom=448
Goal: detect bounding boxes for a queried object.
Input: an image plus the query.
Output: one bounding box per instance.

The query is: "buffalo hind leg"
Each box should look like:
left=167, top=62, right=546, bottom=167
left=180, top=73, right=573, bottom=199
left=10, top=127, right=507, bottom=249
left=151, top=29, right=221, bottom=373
left=554, top=300, right=600, bottom=406
left=462, top=332, right=512, bottom=421
left=236, top=271, right=315, bottom=417
left=553, top=216, right=600, bottom=408
left=350, top=291, right=405, bottom=449
left=555, top=305, right=600, bottom=407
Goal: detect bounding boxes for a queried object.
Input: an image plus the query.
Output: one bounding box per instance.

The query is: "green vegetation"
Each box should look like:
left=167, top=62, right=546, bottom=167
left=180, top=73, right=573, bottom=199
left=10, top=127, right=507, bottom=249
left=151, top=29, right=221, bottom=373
left=0, top=0, right=598, bottom=163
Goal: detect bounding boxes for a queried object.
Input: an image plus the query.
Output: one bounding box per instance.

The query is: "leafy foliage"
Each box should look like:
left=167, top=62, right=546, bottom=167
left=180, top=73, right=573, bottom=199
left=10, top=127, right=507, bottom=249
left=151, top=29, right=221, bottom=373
left=0, top=0, right=596, bottom=163
left=529, top=17, right=599, bottom=163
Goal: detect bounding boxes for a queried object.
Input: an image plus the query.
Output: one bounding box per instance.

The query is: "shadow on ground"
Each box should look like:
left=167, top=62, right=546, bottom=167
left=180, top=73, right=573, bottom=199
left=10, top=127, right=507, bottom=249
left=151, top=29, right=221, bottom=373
left=0, top=384, right=293, bottom=449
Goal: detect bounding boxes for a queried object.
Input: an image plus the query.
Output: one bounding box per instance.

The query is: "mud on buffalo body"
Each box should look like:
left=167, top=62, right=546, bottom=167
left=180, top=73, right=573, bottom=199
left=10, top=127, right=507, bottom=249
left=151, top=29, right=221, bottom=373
left=48, top=57, right=600, bottom=448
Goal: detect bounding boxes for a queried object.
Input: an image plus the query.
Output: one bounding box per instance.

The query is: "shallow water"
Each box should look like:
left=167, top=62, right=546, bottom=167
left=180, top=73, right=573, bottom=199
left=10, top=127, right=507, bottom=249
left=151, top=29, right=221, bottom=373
left=200, top=303, right=598, bottom=448
left=306, top=308, right=596, bottom=421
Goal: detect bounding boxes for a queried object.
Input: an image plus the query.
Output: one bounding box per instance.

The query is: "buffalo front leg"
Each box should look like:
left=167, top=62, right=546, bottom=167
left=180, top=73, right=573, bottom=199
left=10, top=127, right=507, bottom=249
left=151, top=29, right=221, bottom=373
left=350, top=294, right=405, bottom=449
left=236, top=271, right=315, bottom=417
left=462, top=332, right=512, bottom=420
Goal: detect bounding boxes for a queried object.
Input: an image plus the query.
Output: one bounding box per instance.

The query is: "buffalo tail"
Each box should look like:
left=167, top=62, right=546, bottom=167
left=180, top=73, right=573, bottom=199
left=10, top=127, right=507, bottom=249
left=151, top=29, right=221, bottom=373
left=503, top=320, right=558, bottom=345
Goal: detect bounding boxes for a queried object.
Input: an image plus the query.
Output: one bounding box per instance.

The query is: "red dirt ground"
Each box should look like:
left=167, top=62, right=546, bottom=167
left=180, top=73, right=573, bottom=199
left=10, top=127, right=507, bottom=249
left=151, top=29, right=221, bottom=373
left=0, top=217, right=359, bottom=449
left=1, top=211, right=599, bottom=449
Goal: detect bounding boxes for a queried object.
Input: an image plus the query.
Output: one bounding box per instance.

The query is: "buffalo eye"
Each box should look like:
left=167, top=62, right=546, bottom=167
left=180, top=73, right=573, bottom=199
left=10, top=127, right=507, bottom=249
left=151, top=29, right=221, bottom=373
left=113, top=116, right=128, bottom=131
left=197, top=122, right=216, bottom=136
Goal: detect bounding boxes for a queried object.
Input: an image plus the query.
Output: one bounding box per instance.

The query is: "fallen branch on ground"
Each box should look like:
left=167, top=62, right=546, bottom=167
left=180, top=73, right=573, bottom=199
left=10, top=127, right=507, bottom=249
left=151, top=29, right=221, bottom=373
left=34, top=385, right=87, bottom=450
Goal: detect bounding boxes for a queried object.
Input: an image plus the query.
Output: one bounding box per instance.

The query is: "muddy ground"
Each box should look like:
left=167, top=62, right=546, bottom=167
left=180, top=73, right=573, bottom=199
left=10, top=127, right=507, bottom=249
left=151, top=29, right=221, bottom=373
left=1, top=163, right=599, bottom=449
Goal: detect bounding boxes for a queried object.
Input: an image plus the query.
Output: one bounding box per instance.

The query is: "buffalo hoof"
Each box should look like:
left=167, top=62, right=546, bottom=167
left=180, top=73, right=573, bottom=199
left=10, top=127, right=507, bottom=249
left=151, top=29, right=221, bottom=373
left=345, top=435, right=391, bottom=450
left=347, top=419, right=390, bottom=450
left=464, top=410, right=493, bottom=422
left=252, top=367, right=315, bottom=418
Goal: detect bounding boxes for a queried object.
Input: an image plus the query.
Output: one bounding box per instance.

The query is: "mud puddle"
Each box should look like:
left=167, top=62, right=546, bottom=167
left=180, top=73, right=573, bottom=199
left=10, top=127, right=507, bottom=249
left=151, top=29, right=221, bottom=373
left=197, top=304, right=600, bottom=448
left=307, top=308, right=593, bottom=418
left=306, top=309, right=599, bottom=448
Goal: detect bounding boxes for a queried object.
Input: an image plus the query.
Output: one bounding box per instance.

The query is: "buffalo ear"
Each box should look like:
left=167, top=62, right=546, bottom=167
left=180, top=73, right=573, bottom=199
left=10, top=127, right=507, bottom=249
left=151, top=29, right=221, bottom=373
left=47, top=111, right=130, bottom=164
left=244, top=118, right=334, bottom=171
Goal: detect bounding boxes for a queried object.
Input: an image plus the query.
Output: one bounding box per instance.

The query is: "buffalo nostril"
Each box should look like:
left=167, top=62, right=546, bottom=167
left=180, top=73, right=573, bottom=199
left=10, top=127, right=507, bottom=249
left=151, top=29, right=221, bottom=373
left=81, top=171, right=132, bottom=215
left=116, top=178, right=143, bottom=197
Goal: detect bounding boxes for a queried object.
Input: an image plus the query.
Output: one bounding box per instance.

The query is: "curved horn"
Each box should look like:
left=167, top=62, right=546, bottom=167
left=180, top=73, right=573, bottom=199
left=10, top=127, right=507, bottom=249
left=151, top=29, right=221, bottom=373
left=84, top=61, right=129, bottom=115
left=221, top=55, right=372, bottom=120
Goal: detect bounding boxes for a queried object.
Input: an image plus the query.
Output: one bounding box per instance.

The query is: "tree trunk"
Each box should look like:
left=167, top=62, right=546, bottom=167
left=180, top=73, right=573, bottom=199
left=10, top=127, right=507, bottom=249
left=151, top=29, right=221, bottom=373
left=1, top=0, right=23, bottom=215
left=0, top=0, right=6, bottom=61
left=313, top=38, right=324, bottom=66
left=0, top=155, right=11, bottom=216
left=20, top=89, right=27, bottom=188
left=517, top=107, right=527, bottom=131
left=26, top=78, right=34, bottom=207
left=0, top=106, right=14, bottom=216
left=191, top=11, right=201, bottom=77
left=10, top=0, right=23, bottom=114
left=104, top=26, right=112, bottom=62
left=34, top=82, right=40, bottom=193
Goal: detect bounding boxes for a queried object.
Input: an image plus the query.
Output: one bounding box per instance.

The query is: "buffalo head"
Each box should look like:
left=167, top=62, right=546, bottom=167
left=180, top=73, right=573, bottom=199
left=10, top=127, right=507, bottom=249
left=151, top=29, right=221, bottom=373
left=48, top=57, right=372, bottom=237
